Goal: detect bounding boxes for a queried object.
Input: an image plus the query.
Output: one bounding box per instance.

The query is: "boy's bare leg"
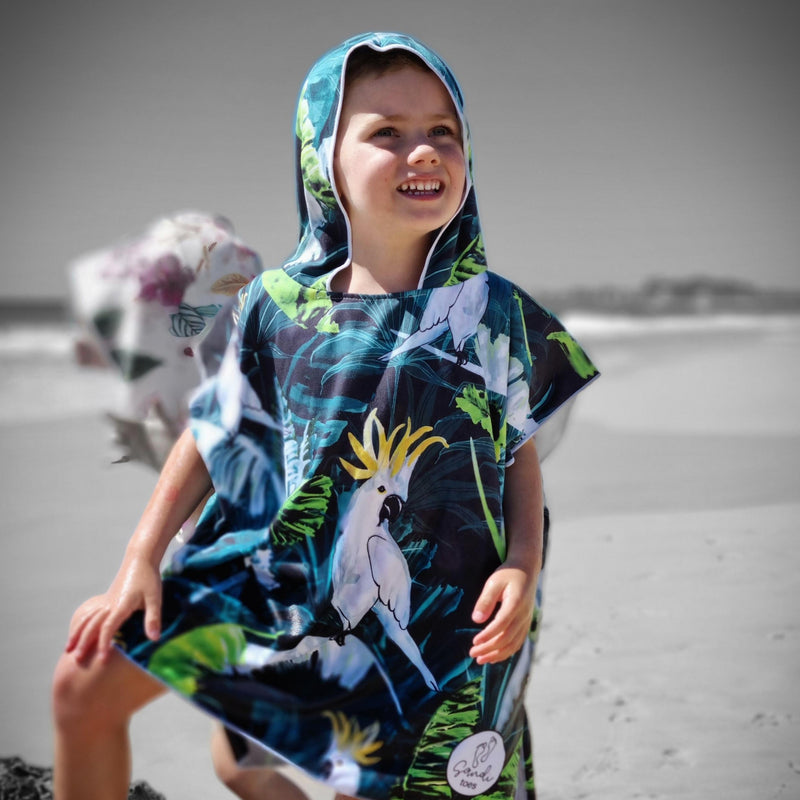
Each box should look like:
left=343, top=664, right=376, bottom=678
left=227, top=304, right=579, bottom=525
left=210, top=724, right=310, bottom=800
left=210, top=724, right=357, bottom=800
left=52, top=648, right=165, bottom=800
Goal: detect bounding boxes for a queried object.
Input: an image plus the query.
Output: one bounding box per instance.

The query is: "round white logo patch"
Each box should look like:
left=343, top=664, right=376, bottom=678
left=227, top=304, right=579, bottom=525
left=446, top=730, right=505, bottom=796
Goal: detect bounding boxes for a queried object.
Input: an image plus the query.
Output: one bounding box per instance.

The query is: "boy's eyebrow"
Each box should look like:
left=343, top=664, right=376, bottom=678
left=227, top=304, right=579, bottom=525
left=360, top=111, right=460, bottom=124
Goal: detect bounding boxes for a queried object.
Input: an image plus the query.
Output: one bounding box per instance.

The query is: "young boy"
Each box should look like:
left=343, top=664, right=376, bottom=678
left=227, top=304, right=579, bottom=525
left=53, top=33, right=597, bottom=800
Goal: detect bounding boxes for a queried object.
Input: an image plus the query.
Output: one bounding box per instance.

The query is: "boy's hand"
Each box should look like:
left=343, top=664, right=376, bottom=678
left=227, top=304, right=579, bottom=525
left=469, top=562, right=538, bottom=665
left=65, top=554, right=162, bottom=664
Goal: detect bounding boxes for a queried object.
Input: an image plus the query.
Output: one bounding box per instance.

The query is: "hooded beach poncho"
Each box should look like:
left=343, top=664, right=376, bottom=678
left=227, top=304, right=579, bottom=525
left=118, top=32, right=598, bottom=799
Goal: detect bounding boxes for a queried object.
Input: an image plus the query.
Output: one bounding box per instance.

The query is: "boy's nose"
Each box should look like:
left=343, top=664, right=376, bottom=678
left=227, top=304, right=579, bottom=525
left=408, top=141, right=440, bottom=166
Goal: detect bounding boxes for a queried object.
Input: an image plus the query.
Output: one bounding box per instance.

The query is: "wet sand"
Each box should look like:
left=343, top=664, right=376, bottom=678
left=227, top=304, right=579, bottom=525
left=1, top=320, right=798, bottom=798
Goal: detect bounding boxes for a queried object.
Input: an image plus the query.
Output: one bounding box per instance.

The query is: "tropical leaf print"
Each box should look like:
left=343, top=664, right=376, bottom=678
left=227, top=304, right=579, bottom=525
left=512, top=290, right=533, bottom=367
left=269, top=474, right=333, bottom=548
left=546, top=330, right=598, bottom=380
left=456, top=385, right=492, bottom=437
left=109, top=349, right=163, bottom=381
left=210, top=272, right=251, bottom=296
left=469, top=439, right=505, bottom=560
left=522, top=740, right=535, bottom=797
left=456, top=385, right=506, bottom=462
left=297, top=96, right=337, bottom=210
left=444, top=234, right=487, bottom=286
left=390, top=678, right=482, bottom=799
left=169, top=302, right=222, bottom=337
left=262, top=269, right=338, bottom=332
left=390, top=673, right=527, bottom=798
left=148, top=623, right=248, bottom=695
left=282, top=396, right=316, bottom=494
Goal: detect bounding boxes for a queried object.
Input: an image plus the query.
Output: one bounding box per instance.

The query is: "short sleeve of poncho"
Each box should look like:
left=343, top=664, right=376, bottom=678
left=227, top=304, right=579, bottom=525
left=498, top=282, right=598, bottom=458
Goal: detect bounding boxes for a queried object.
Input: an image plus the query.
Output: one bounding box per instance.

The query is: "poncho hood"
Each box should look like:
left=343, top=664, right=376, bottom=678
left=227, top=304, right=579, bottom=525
left=283, top=32, right=486, bottom=291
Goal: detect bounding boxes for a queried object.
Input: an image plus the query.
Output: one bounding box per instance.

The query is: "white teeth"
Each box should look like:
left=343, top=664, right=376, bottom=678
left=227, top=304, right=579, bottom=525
left=400, top=180, right=441, bottom=193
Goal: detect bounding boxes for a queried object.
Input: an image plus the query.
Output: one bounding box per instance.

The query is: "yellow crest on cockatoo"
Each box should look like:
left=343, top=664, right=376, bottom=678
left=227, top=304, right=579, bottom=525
left=323, top=710, right=383, bottom=766
left=339, top=409, right=448, bottom=481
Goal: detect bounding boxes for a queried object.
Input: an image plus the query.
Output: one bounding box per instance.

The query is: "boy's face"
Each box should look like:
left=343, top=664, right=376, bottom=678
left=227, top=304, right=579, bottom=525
left=334, top=65, right=466, bottom=255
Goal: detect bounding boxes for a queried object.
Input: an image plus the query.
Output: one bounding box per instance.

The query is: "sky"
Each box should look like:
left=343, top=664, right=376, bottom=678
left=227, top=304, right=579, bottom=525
left=2, top=0, right=799, bottom=301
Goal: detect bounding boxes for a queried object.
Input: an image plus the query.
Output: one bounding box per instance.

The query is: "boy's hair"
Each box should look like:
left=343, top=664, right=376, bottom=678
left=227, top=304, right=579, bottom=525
left=344, top=45, right=432, bottom=87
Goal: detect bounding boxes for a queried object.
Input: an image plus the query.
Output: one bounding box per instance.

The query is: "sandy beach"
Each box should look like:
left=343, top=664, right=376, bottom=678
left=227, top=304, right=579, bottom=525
left=1, top=317, right=798, bottom=799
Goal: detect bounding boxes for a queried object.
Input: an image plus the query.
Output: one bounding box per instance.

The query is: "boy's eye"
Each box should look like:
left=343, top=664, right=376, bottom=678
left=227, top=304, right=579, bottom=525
left=431, top=125, right=456, bottom=137
left=373, top=127, right=397, bottom=138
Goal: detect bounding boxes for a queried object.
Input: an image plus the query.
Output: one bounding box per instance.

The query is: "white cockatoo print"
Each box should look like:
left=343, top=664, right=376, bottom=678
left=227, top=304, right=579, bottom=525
left=332, top=409, right=448, bottom=691
left=320, top=711, right=382, bottom=796
left=382, top=273, right=489, bottom=365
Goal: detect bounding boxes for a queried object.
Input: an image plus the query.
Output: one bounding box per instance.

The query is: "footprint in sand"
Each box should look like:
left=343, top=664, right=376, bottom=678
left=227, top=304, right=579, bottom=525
left=750, top=711, right=794, bottom=728
left=571, top=745, right=621, bottom=781
left=583, top=677, right=639, bottom=723
left=658, top=746, right=691, bottom=769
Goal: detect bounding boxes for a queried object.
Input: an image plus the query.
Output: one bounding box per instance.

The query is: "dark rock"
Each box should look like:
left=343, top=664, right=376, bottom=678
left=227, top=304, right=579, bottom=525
left=0, top=756, right=167, bottom=800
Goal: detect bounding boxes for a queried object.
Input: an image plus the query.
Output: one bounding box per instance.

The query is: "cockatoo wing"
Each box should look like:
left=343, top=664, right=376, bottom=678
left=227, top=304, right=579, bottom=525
left=446, top=273, right=489, bottom=351
left=367, top=533, right=411, bottom=628
left=418, top=282, right=463, bottom=330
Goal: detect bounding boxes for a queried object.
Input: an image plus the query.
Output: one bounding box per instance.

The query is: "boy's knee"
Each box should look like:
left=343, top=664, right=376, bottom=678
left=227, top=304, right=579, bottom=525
left=51, top=651, right=131, bottom=732
left=52, top=652, right=95, bottom=729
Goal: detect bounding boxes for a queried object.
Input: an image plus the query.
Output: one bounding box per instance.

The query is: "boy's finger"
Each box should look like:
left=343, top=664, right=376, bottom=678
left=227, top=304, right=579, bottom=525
left=143, top=588, right=162, bottom=641
left=471, top=640, right=507, bottom=665
left=471, top=620, right=498, bottom=646
left=66, top=607, right=94, bottom=652
left=72, top=610, right=105, bottom=662
left=98, top=600, right=132, bottom=659
left=472, top=626, right=510, bottom=655
left=471, top=578, right=503, bottom=624
left=472, top=595, right=516, bottom=644
left=470, top=621, right=506, bottom=654
left=66, top=598, right=102, bottom=646
left=471, top=616, right=527, bottom=660
left=97, top=618, right=116, bottom=661
left=471, top=636, right=520, bottom=665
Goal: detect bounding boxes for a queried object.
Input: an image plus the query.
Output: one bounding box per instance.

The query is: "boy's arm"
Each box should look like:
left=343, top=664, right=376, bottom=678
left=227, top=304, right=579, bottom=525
left=66, top=427, right=212, bottom=662
left=470, top=436, right=544, bottom=665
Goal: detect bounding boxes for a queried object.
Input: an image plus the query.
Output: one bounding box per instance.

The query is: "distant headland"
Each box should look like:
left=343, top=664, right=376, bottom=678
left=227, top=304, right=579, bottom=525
left=535, top=276, right=800, bottom=317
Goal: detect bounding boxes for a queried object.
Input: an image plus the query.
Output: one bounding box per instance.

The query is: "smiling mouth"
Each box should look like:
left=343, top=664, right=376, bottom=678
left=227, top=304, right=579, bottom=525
left=398, top=180, right=442, bottom=197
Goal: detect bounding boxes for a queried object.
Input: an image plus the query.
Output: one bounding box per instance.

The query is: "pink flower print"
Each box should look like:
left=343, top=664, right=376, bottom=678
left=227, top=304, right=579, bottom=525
left=137, top=254, right=195, bottom=307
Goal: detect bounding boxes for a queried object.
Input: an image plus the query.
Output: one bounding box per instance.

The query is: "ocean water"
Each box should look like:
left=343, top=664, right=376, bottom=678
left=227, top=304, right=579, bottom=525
left=2, top=303, right=799, bottom=425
